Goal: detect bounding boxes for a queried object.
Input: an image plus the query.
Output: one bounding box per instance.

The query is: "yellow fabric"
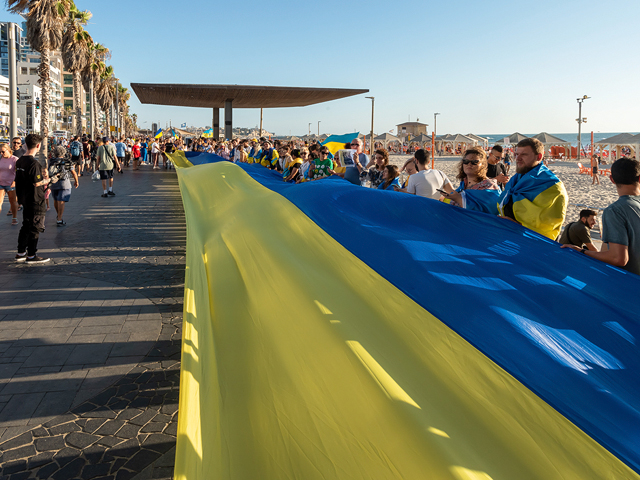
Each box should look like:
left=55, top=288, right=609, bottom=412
left=512, top=182, right=568, bottom=239
left=171, top=157, right=637, bottom=480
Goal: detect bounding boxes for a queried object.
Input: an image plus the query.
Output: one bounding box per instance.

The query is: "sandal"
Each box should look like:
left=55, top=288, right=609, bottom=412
left=11, top=218, right=17, bottom=225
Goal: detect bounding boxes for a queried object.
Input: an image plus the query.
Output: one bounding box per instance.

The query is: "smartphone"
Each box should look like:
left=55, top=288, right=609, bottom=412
left=436, top=189, right=448, bottom=195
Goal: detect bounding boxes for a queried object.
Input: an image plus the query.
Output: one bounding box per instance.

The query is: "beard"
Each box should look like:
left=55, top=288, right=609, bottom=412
left=516, top=164, right=535, bottom=175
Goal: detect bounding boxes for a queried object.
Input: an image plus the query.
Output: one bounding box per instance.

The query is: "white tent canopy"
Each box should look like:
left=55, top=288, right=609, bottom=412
left=596, top=133, right=638, bottom=163
left=495, top=132, right=529, bottom=145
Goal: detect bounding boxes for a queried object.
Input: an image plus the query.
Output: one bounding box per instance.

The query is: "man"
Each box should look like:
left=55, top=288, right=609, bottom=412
left=404, top=148, right=454, bottom=199
left=558, top=209, right=598, bottom=251
left=96, top=136, right=121, bottom=197
left=15, top=134, right=55, bottom=264
left=11, top=136, right=26, bottom=159
left=497, top=138, right=567, bottom=240
left=115, top=137, right=126, bottom=168
left=81, top=135, right=91, bottom=175
left=486, top=145, right=509, bottom=186
left=87, top=135, right=97, bottom=172
left=151, top=138, right=160, bottom=168
left=344, top=138, right=369, bottom=185
left=591, top=154, right=600, bottom=185
left=564, top=157, right=640, bottom=275
left=49, top=145, right=79, bottom=227
left=69, top=135, right=83, bottom=172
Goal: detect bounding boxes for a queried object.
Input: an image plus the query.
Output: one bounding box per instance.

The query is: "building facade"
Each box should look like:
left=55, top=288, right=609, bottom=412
left=17, top=83, right=42, bottom=134
left=396, top=122, right=428, bottom=136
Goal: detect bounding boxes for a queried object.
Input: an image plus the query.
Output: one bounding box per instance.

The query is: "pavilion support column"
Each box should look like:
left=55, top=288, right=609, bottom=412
left=213, top=108, right=220, bottom=141
left=225, top=100, right=233, bottom=140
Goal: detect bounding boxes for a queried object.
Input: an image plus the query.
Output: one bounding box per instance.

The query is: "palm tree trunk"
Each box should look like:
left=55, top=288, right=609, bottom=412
left=73, top=71, right=83, bottom=137
left=38, top=49, right=51, bottom=166
left=92, top=87, right=98, bottom=138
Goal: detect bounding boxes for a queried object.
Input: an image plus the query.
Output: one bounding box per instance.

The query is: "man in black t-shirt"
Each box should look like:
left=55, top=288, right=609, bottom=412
left=486, top=145, right=509, bottom=187
left=15, top=134, right=56, bottom=264
left=558, top=209, right=598, bottom=251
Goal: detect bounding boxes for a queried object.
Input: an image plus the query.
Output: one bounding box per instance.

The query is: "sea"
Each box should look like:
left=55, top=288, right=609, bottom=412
left=479, top=133, right=639, bottom=147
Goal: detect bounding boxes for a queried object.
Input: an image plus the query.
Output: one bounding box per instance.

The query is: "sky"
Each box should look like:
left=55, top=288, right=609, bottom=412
left=4, top=0, right=640, bottom=136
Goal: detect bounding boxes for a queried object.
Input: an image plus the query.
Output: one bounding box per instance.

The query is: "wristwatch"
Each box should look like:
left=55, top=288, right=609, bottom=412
left=580, top=247, right=588, bottom=254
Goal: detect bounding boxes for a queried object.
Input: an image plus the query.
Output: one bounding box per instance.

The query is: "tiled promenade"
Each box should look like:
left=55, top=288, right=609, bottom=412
left=0, top=165, right=185, bottom=479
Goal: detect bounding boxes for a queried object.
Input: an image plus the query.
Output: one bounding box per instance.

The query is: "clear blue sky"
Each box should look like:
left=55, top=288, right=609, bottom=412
left=5, top=0, right=640, bottom=136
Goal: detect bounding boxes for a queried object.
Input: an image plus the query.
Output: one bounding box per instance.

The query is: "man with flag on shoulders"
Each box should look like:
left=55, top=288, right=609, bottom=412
left=497, top=138, right=567, bottom=239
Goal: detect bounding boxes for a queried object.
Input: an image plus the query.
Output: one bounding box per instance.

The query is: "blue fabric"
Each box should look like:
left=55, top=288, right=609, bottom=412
left=498, top=162, right=560, bottom=213
left=377, top=178, right=400, bottom=190
left=188, top=154, right=640, bottom=474
left=455, top=181, right=501, bottom=215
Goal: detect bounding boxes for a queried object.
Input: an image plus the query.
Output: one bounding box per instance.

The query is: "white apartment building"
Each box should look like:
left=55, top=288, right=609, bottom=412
left=17, top=53, right=63, bottom=131
left=17, top=83, right=42, bottom=134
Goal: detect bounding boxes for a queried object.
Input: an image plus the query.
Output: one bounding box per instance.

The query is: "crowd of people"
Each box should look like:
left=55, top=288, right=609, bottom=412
left=1, top=131, right=638, bottom=276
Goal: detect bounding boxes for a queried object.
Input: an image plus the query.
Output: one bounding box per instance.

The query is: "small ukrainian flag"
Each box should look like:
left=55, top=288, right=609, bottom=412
left=154, top=128, right=163, bottom=139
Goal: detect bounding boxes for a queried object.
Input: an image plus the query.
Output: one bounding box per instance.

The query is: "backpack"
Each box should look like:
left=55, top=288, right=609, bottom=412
left=70, top=141, right=81, bottom=157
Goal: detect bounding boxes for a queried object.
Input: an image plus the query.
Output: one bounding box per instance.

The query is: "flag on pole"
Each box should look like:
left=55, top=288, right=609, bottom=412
left=321, top=132, right=360, bottom=155
left=181, top=123, right=187, bottom=128
left=154, top=128, right=163, bottom=139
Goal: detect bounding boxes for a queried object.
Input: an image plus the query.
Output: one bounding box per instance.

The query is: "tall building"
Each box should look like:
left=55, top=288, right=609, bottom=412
left=0, top=74, right=13, bottom=136
left=16, top=82, right=42, bottom=134
left=0, top=22, right=24, bottom=78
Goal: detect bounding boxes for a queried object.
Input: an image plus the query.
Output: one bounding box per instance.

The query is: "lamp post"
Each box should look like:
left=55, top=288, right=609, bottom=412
left=576, top=95, right=590, bottom=163
left=365, top=96, right=374, bottom=155
left=308, top=122, right=311, bottom=135
left=434, top=113, right=440, bottom=138
left=433, top=113, right=440, bottom=162
left=317, top=121, right=320, bottom=136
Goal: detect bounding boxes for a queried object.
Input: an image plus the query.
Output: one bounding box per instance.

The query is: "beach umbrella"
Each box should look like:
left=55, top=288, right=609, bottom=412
left=597, top=133, right=638, bottom=162
left=465, top=133, right=489, bottom=146
left=495, top=132, right=529, bottom=145
left=532, top=132, right=571, bottom=159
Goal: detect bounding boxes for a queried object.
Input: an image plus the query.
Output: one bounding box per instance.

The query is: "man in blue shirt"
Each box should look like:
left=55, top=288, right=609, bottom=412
left=115, top=138, right=126, bottom=169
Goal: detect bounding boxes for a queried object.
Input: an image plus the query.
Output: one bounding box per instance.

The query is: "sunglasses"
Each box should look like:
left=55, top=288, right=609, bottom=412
left=321, top=151, right=329, bottom=155
left=462, top=159, right=480, bottom=165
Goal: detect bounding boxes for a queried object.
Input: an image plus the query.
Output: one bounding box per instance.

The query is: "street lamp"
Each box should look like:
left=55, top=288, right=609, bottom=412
left=317, top=121, right=321, bottom=136
left=365, top=96, right=374, bottom=155
left=433, top=113, right=440, bottom=161
left=576, top=95, right=590, bottom=163
left=434, top=113, right=440, bottom=138
left=308, top=122, right=311, bottom=135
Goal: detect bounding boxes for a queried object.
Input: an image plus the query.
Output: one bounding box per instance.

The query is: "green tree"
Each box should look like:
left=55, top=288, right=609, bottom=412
left=61, top=3, right=91, bottom=137
left=81, top=42, right=108, bottom=138
left=8, top=0, right=72, bottom=164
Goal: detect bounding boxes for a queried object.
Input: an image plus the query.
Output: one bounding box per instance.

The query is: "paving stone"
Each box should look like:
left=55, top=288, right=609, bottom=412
left=65, top=431, right=100, bottom=449
left=27, top=451, right=54, bottom=470
left=94, top=419, right=125, bottom=436
left=115, top=423, right=140, bottom=440
left=82, top=418, right=107, bottom=434
left=0, top=431, right=32, bottom=450
left=129, top=409, right=156, bottom=427
left=34, top=435, right=66, bottom=452
left=141, top=434, right=175, bottom=454
left=35, top=461, right=59, bottom=479
left=49, top=421, right=81, bottom=435
left=53, top=446, right=80, bottom=467
left=140, top=422, right=165, bottom=434
left=81, top=462, right=111, bottom=479
left=2, top=459, right=27, bottom=475
left=82, top=443, right=107, bottom=463
left=51, top=456, right=85, bottom=480
left=1, top=443, right=36, bottom=462
left=122, top=449, right=162, bottom=473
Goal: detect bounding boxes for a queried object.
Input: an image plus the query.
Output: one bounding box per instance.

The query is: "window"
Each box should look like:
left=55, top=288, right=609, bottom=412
left=21, top=67, right=26, bottom=74
left=64, top=99, right=73, bottom=109
left=29, top=68, right=37, bottom=75
left=64, top=87, right=73, bottom=96
left=63, top=74, right=72, bottom=84
left=29, top=57, right=40, bottom=63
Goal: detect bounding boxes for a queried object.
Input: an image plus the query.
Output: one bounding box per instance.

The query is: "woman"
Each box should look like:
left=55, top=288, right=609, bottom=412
left=309, top=147, right=335, bottom=180
left=284, top=148, right=303, bottom=182
left=297, top=148, right=311, bottom=182
left=131, top=139, right=141, bottom=170
left=442, top=147, right=500, bottom=215
left=378, top=165, right=401, bottom=191
left=0, top=143, right=19, bottom=225
left=400, top=158, right=418, bottom=189
left=361, top=148, right=389, bottom=188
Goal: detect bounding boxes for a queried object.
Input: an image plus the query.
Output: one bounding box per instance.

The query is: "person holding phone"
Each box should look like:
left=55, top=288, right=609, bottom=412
left=441, top=147, right=500, bottom=215
left=404, top=149, right=453, bottom=199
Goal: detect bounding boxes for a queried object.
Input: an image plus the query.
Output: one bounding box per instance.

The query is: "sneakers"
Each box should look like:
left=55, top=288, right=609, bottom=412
left=26, top=256, right=50, bottom=264
left=15, top=253, right=26, bottom=262
left=107, top=191, right=116, bottom=196
left=57, top=219, right=66, bottom=227
left=101, top=193, right=108, bottom=197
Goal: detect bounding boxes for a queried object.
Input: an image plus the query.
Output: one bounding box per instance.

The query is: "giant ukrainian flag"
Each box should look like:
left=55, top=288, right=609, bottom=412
left=168, top=151, right=640, bottom=480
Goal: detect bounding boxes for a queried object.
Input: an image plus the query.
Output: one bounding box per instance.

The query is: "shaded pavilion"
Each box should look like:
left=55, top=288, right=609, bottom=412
left=131, top=83, right=369, bottom=140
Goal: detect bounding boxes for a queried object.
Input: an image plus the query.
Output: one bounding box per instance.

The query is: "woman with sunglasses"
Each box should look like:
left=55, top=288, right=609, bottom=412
left=442, top=147, right=500, bottom=215
left=309, top=148, right=336, bottom=180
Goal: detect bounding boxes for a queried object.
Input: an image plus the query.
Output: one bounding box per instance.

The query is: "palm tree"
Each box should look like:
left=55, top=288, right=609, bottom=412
left=115, top=83, right=130, bottom=135
left=8, top=0, right=71, bottom=164
left=81, top=42, right=108, bottom=138
left=96, top=65, right=116, bottom=134
left=61, top=4, right=91, bottom=137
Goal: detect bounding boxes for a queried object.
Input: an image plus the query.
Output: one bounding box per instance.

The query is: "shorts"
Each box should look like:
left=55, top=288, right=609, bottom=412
left=99, top=169, right=114, bottom=180
left=71, top=155, right=81, bottom=164
left=51, top=189, right=71, bottom=202
left=592, top=166, right=598, bottom=174
left=0, top=184, right=15, bottom=192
